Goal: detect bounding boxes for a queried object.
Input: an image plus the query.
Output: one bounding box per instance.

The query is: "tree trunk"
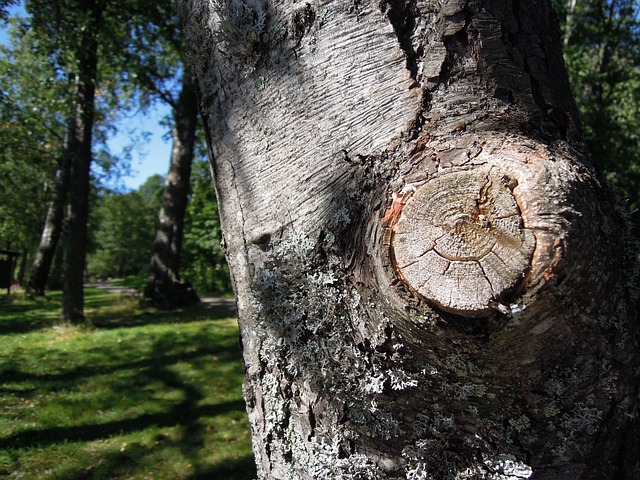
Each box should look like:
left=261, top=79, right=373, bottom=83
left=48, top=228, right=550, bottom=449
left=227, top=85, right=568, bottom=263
left=179, top=0, right=640, bottom=478
left=61, top=1, right=100, bottom=324
left=17, top=247, right=28, bottom=286
left=563, top=0, right=578, bottom=46
left=144, top=69, right=200, bottom=309
left=27, top=117, right=73, bottom=297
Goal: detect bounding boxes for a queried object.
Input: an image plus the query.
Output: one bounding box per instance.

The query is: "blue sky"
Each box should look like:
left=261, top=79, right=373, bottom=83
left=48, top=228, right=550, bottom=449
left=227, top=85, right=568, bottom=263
left=1, top=2, right=172, bottom=191
left=106, top=104, right=173, bottom=191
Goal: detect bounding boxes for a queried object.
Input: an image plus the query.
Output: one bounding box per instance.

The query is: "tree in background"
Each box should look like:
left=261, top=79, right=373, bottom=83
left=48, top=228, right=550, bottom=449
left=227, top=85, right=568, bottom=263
left=127, top=6, right=203, bottom=308
left=86, top=0, right=205, bottom=308
left=26, top=115, right=74, bottom=296
left=182, top=158, right=231, bottom=295
left=0, top=17, right=70, bottom=286
left=554, top=0, right=640, bottom=227
left=26, top=0, right=112, bottom=323
left=20, top=0, right=191, bottom=319
left=144, top=68, right=201, bottom=308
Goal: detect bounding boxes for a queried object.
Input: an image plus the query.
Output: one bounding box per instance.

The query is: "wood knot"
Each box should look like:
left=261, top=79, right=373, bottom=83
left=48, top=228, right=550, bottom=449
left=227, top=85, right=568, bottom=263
left=390, top=165, right=535, bottom=317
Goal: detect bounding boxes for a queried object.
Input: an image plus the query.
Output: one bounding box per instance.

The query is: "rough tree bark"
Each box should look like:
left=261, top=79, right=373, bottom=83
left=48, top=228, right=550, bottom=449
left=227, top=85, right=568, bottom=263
left=179, top=0, right=639, bottom=478
left=61, top=1, right=101, bottom=324
left=27, top=117, right=73, bottom=297
left=144, top=69, right=200, bottom=309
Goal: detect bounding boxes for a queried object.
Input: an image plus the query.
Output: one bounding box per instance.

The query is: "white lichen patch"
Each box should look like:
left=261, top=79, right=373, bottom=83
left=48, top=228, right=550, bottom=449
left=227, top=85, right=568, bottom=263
left=403, top=439, right=438, bottom=480
left=561, top=405, right=602, bottom=435
left=249, top=226, right=417, bottom=478
left=482, top=454, right=533, bottom=479
left=444, top=454, right=533, bottom=480
left=309, top=437, right=384, bottom=480
left=388, top=369, right=420, bottom=390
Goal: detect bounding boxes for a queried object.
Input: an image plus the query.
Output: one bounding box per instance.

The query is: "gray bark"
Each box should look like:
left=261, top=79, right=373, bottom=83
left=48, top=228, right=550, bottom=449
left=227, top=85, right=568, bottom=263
left=27, top=117, right=73, bottom=297
left=61, top=1, right=100, bottom=324
left=144, top=69, right=200, bottom=309
left=179, top=0, right=640, bottom=478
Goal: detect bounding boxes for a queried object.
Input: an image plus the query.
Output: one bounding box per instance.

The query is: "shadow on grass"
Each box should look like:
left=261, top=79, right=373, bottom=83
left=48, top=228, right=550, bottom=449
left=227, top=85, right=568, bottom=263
left=0, top=288, right=125, bottom=334
left=1, top=331, right=255, bottom=479
left=0, top=289, right=236, bottom=335
left=91, top=301, right=236, bottom=329
left=0, top=343, right=239, bottom=391
left=0, top=294, right=62, bottom=334
left=0, top=399, right=247, bottom=450
left=184, top=456, right=258, bottom=480
left=1, top=288, right=255, bottom=479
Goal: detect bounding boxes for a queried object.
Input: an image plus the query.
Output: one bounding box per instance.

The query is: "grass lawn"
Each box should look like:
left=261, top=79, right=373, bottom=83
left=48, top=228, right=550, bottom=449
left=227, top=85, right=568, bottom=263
left=0, top=288, right=256, bottom=480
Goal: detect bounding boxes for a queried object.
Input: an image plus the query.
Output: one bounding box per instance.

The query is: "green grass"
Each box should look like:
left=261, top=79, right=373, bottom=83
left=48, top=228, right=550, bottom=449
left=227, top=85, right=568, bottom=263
left=106, top=275, right=148, bottom=293
left=0, top=288, right=256, bottom=480
left=101, top=276, right=235, bottom=299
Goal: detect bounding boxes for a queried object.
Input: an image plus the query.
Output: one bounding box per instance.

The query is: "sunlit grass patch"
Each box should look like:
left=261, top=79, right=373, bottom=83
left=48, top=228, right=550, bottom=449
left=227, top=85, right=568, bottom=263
left=0, top=288, right=255, bottom=480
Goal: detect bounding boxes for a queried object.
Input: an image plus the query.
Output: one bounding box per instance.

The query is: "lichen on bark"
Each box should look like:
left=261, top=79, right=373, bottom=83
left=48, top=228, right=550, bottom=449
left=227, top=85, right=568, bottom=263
left=178, top=0, right=640, bottom=478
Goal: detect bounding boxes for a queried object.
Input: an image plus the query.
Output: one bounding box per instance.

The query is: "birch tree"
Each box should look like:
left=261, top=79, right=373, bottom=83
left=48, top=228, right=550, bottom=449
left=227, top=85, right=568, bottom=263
left=178, top=0, right=640, bottom=478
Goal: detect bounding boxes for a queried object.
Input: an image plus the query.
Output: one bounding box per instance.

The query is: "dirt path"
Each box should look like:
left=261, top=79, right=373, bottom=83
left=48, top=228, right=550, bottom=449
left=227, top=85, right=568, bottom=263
left=85, top=282, right=236, bottom=311
left=85, top=282, right=139, bottom=296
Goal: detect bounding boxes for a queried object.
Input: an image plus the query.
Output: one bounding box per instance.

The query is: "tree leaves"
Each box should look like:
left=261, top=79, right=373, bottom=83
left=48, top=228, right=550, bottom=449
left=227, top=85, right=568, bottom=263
left=555, top=0, right=640, bottom=223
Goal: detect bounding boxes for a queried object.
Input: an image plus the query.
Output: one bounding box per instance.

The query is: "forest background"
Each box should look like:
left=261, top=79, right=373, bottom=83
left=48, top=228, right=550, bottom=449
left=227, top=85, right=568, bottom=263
left=0, top=0, right=231, bottom=305
left=0, top=0, right=638, bottom=309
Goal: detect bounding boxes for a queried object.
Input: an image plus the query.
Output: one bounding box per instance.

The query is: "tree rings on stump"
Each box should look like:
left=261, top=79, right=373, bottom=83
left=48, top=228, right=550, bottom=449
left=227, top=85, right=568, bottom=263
left=391, top=165, right=535, bottom=316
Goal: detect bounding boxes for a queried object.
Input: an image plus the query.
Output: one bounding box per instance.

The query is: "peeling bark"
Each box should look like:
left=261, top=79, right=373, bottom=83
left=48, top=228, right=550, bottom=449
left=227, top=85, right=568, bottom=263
left=179, top=0, right=639, bottom=478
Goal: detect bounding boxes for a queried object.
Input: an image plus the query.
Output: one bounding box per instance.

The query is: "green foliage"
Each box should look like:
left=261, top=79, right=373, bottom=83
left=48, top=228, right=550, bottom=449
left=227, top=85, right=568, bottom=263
left=0, top=0, right=18, bottom=21
left=554, top=0, right=640, bottom=224
left=22, top=0, right=178, bottom=191
left=1, top=0, right=220, bottom=300
left=87, top=176, right=163, bottom=279
left=87, top=161, right=233, bottom=296
left=137, top=173, right=166, bottom=205
left=182, top=158, right=233, bottom=295
left=0, top=288, right=255, bottom=479
left=0, top=18, right=71, bottom=249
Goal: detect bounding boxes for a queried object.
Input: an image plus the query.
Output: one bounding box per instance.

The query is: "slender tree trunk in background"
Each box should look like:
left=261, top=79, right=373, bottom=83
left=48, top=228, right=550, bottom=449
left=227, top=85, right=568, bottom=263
left=144, top=69, right=200, bottom=309
left=564, top=0, right=578, bottom=46
left=47, top=219, right=68, bottom=290
left=17, top=247, right=28, bottom=286
left=27, top=117, right=73, bottom=297
left=179, top=0, right=639, bottom=478
left=61, top=1, right=100, bottom=324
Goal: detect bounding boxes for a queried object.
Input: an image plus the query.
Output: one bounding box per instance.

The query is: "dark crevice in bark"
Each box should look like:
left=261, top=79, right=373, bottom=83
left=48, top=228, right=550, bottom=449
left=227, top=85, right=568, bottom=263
left=379, top=0, right=434, bottom=141
left=440, top=28, right=472, bottom=84
left=382, top=0, right=419, bottom=79
left=290, top=3, right=316, bottom=48
left=307, top=405, right=316, bottom=442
